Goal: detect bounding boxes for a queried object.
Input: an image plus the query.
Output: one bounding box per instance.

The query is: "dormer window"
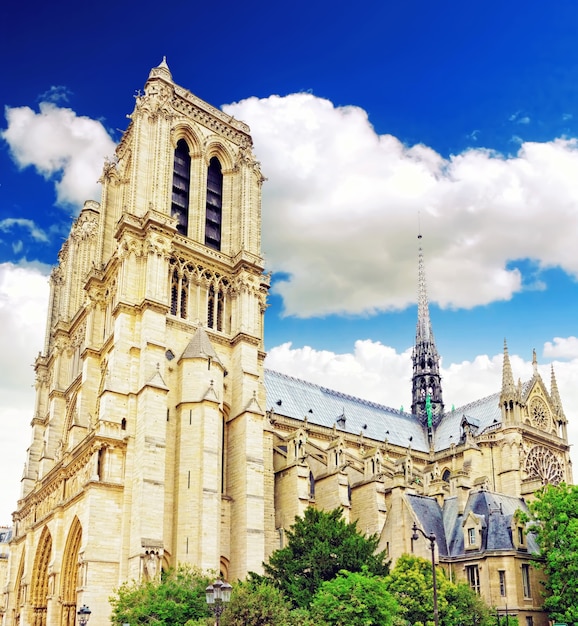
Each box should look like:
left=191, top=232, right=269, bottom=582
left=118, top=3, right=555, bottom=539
left=463, top=512, right=482, bottom=550
left=514, top=524, right=527, bottom=550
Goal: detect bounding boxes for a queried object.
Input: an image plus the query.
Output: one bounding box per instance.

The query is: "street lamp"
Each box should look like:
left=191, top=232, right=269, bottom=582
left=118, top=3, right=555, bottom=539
left=206, top=579, right=232, bottom=626
left=411, top=522, right=439, bottom=626
left=77, top=604, right=91, bottom=626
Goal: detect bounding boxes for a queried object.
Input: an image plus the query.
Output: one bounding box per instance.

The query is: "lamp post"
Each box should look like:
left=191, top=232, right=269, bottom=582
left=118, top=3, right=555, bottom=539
left=411, top=522, right=439, bottom=626
left=205, top=579, right=232, bottom=626
left=77, top=604, right=91, bottom=626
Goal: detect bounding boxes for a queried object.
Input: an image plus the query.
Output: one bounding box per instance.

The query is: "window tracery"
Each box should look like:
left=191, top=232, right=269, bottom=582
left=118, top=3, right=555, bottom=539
left=524, top=445, right=563, bottom=485
left=530, top=397, right=550, bottom=429
left=169, top=257, right=229, bottom=331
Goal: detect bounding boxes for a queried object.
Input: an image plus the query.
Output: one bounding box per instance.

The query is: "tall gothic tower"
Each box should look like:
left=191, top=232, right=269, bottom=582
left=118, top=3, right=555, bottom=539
left=6, top=60, right=273, bottom=626
left=411, top=235, right=444, bottom=426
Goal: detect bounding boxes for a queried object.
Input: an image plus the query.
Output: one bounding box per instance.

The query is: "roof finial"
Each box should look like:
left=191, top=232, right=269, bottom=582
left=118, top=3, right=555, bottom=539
left=532, top=348, right=538, bottom=376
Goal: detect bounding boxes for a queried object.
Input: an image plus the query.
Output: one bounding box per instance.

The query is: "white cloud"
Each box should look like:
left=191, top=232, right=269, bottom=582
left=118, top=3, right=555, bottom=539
left=2, top=102, right=116, bottom=210
left=544, top=336, right=578, bottom=359
left=0, top=263, right=50, bottom=523
left=224, top=95, right=578, bottom=317
left=0, top=218, right=49, bottom=242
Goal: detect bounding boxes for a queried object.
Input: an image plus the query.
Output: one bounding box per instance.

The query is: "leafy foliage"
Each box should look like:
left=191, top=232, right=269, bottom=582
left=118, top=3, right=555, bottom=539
left=520, top=482, right=578, bottom=622
left=109, top=564, right=211, bottom=626
left=220, top=579, right=292, bottom=626
left=384, top=555, right=491, bottom=626
left=264, top=507, right=389, bottom=608
left=310, top=568, right=398, bottom=626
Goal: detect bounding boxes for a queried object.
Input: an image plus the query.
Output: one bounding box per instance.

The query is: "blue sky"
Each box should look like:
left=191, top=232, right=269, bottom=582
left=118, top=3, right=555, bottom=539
left=2, top=0, right=578, bottom=522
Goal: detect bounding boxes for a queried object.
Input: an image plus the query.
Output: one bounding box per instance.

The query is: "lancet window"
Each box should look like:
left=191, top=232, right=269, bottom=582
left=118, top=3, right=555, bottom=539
left=207, top=282, right=226, bottom=332
left=170, top=266, right=188, bottom=319
left=169, top=258, right=229, bottom=332
left=205, top=157, right=223, bottom=250
left=171, top=139, right=191, bottom=236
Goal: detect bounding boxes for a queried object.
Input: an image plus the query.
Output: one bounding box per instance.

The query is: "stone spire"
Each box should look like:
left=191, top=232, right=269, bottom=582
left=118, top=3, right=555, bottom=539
left=500, top=339, right=522, bottom=423
left=411, top=234, right=444, bottom=425
left=550, top=365, right=565, bottom=417
left=501, top=339, right=516, bottom=399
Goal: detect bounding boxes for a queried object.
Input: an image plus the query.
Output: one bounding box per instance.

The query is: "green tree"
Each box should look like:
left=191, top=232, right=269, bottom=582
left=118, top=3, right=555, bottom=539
left=520, top=482, right=578, bottom=623
left=109, top=564, right=211, bottom=626
left=311, top=568, right=398, bottom=626
left=264, top=507, right=389, bottom=608
left=220, top=579, right=293, bottom=626
left=384, top=555, right=491, bottom=626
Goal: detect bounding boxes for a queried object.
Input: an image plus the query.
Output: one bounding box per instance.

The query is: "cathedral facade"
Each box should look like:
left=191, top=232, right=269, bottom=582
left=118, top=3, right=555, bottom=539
left=1, top=61, right=572, bottom=626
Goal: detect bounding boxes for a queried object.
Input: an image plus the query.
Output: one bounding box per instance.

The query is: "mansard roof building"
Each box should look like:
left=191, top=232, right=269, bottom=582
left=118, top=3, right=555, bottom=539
left=0, top=61, right=571, bottom=626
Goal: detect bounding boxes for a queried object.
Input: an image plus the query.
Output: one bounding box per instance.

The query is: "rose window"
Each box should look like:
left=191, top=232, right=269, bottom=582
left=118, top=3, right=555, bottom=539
left=524, top=446, right=563, bottom=485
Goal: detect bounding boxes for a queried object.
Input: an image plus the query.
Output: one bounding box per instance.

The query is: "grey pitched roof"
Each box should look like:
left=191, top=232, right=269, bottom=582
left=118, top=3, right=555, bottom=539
left=264, top=370, right=538, bottom=458
left=181, top=327, right=222, bottom=365
left=434, top=391, right=502, bottom=451
left=406, top=490, right=538, bottom=558
left=406, top=493, right=449, bottom=556
left=264, top=369, right=429, bottom=451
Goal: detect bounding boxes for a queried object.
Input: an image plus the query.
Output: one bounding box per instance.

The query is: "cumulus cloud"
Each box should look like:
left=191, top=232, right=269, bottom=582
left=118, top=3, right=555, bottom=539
left=0, top=263, right=50, bottom=522
left=2, top=102, right=116, bottom=210
left=224, top=94, right=578, bottom=317
left=544, top=336, right=578, bottom=359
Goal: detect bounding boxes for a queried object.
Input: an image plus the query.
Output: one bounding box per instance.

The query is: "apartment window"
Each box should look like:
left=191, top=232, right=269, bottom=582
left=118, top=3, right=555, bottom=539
left=468, top=528, right=476, bottom=546
left=499, top=570, right=506, bottom=596
left=517, top=526, right=525, bottom=547
left=205, top=157, right=223, bottom=250
left=525, top=617, right=533, bottom=626
left=466, top=565, right=480, bottom=593
left=522, top=564, right=531, bottom=598
left=171, top=139, right=191, bottom=236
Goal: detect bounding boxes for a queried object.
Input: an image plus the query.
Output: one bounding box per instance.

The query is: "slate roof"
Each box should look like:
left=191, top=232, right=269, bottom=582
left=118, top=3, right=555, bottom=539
left=264, top=370, right=537, bottom=458
left=264, top=369, right=429, bottom=451
left=264, top=370, right=509, bottom=454
left=434, top=391, right=502, bottom=450
left=406, top=490, right=538, bottom=558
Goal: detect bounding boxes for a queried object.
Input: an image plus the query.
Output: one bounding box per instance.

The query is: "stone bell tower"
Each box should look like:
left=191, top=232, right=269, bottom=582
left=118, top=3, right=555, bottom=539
left=7, top=59, right=273, bottom=626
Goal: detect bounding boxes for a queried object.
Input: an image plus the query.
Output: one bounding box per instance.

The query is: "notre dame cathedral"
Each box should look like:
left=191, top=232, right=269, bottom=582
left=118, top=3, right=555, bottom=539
left=0, top=60, right=571, bottom=626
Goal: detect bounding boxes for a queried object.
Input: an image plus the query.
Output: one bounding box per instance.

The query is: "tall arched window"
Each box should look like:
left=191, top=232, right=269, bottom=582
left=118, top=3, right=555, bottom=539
left=205, top=157, right=223, bottom=250
left=169, top=266, right=188, bottom=319
left=171, top=139, right=191, bottom=236
left=207, top=285, right=215, bottom=329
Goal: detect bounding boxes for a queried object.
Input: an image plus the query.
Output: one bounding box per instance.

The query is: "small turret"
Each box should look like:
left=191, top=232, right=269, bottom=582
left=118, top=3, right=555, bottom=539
left=500, top=340, right=521, bottom=423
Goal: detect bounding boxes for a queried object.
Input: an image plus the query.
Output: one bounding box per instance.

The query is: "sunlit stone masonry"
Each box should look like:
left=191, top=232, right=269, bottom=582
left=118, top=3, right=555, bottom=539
left=1, top=60, right=571, bottom=626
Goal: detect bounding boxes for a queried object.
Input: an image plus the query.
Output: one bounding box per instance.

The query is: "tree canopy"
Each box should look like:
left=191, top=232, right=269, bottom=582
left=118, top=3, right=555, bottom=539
left=521, top=482, right=578, bottom=622
left=109, top=564, right=211, bottom=626
left=384, top=555, right=491, bottom=626
left=310, top=568, right=398, bottom=626
left=264, top=507, right=389, bottom=608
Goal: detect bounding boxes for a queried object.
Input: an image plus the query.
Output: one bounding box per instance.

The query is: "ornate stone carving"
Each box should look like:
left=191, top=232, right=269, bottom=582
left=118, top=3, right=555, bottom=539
left=530, top=397, right=550, bottom=429
left=525, top=445, right=563, bottom=485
